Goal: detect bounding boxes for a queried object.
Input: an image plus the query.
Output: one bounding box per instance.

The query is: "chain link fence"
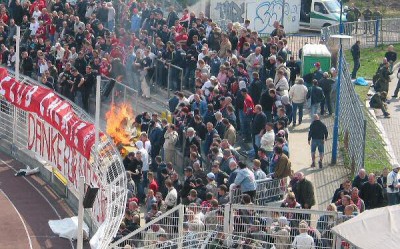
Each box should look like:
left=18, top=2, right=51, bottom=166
left=321, top=18, right=400, bottom=174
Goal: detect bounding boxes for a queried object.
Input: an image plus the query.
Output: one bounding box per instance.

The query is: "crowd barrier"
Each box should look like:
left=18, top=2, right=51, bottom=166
left=154, top=58, right=184, bottom=99
left=230, top=177, right=287, bottom=205
left=108, top=203, right=339, bottom=248
left=0, top=68, right=127, bottom=249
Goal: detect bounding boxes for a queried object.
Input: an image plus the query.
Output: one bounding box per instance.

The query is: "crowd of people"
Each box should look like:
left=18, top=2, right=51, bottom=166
left=1, top=0, right=396, bottom=248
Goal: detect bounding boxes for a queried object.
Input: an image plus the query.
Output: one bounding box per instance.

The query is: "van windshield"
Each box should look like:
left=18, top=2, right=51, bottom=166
left=324, top=1, right=340, bottom=13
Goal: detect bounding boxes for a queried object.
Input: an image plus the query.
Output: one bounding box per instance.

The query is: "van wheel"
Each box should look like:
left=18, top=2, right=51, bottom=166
left=323, top=23, right=331, bottom=27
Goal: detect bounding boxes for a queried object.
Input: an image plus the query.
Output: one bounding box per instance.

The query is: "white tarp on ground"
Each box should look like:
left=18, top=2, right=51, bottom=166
left=331, top=205, right=400, bottom=249
left=48, top=216, right=89, bottom=240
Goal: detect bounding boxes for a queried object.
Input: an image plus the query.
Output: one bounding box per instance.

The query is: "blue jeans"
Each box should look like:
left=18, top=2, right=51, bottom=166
left=311, top=139, right=325, bottom=154
left=387, top=192, right=400, bottom=205
left=310, top=103, right=319, bottom=119
left=292, top=102, right=304, bottom=124
left=107, top=20, right=115, bottom=32
left=241, top=111, right=252, bottom=140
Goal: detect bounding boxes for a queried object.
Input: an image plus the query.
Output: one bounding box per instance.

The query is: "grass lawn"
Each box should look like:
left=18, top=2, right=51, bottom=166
left=344, top=43, right=400, bottom=79
left=352, top=85, right=391, bottom=174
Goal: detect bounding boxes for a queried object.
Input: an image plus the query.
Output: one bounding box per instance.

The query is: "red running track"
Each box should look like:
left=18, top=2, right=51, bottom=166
left=0, top=150, right=76, bottom=249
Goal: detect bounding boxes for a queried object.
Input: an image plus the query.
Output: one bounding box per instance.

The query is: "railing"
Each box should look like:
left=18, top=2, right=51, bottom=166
left=154, top=58, right=184, bottom=98
left=108, top=203, right=341, bottom=248
left=322, top=18, right=400, bottom=49
left=230, top=177, right=287, bottom=205
left=0, top=68, right=127, bottom=249
left=229, top=204, right=340, bottom=249
left=286, top=34, right=322, bottom=60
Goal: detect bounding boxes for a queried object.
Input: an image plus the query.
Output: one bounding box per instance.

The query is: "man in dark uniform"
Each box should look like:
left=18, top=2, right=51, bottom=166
left=351, top=40, right=361, bottom=79
left=82, top=66, right=96, bottom=112
left=372, top=7, right=382, bottom=35
left=362, top=7, right=373, bottom=34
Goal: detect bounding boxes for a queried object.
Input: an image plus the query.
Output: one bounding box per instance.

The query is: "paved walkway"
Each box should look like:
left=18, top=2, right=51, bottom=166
left=288, top=111, right=350, bottom=211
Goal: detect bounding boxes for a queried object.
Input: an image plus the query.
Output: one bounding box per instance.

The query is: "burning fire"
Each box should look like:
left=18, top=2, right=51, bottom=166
left=105, top=103, right=134, bottom=146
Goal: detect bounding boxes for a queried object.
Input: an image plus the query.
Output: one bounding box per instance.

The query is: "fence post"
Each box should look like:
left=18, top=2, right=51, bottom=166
left=361, top=119, right=367, bottom=169
left=223, top=204, right=231, bottom=235
left=180, top=67, right=183, bottom=93
left=11, top=106, right=17, bottom=154
left=167, top=64, right=171, bottom=99
left=178, top=204, right=184, bottom=238
left=375, top=19, right=379, bottom=47
left=229, top=204, right=235, bottom=234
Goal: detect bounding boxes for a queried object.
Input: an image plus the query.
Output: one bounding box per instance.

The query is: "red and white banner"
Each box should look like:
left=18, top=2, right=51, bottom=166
left=0, top=68, right=107, bottom=223
left=0, top=68, right=98, bottom=159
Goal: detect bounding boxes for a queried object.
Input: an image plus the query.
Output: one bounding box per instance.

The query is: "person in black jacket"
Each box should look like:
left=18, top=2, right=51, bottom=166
left=252, top=105, right=267, bottom=156
left=170, top=43, right=185, bottom=90
left=351, top=40, right=361, bottom=79
left=359, top=173, right=384, bottom=210
left=319, top=72, right=335, bottom=115
left=21, top=51, right=33, bottom=77
left=307, top=79, right=325, bottom=118
left=180, top=167, right=196, bottom=204
left=308, top=114, right=328, bottom=168
left=248, top=72, right=263, bottom=104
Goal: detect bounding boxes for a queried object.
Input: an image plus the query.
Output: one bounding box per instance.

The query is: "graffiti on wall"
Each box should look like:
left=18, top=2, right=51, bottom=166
left=253, top=0, right=299, bottom=34
left=214, top=0, right=245, bottom=23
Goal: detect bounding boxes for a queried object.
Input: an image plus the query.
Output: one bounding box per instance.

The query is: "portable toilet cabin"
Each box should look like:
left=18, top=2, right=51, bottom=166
left=301, top=44, right=331, bottom=83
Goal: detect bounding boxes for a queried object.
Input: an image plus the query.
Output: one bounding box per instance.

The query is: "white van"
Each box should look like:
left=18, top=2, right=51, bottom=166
left=300, top=0, right=346, bottom=30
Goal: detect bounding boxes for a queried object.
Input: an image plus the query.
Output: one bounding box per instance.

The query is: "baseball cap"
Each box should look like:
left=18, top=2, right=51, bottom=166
left=392, top=163, right=400, bottom=169
left=268, top=55, right=276, bottom=60
left=207, top=172, right=215, bottom=179
left=210, top=76, right=217, bottom=81
left=314, top=62, right=321, bottom=67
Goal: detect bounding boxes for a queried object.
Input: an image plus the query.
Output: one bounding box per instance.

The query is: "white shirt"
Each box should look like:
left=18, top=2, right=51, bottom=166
left=201, top=80, right=213, bottom=96
left=165, top=187, right=177, bottom=207
left=260, top=130, right=275, bottom=152
left=29, top=22, right=39, bottom=35
left=291, top=232, right=315, bottom=249
left=387, top=170, right=400, bottom=193
left=289, top=83, right=308, bottom=104
left=32, top=10, right=42, bottom=22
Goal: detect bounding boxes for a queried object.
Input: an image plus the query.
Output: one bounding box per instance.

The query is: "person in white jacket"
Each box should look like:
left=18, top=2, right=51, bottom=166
left=289, top=78, right=308, bottom=126
left=260, top=123, right=275, bottom=155
left=274, top=70, right=289, bottom=96
left=164, top=124, right=179, bottom=164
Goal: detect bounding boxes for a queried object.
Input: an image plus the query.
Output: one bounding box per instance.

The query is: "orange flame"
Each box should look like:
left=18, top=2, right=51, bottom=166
left=105, top=103, right=134, bottom=145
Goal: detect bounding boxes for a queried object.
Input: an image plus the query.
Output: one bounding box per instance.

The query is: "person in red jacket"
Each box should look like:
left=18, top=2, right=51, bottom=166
left=148, top=171, right=159, bottom=193
left=241, top=88, right=255, bottom=143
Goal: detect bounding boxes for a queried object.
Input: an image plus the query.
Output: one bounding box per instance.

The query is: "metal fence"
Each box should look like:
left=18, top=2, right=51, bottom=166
left=109, top=204, right=230, bottom=248
left=321, top=19, right=400, bottom=173
left=0, top=69, right=127, bottom=249
left=229, top=204, right=340, bottom=249
left=154, top=58, right=184, bottom=99
left=108, top=202, right=341, bottom=249
left=322, top=18, right=400, bottom=50
left=230, top=177, right=287, bottom=205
